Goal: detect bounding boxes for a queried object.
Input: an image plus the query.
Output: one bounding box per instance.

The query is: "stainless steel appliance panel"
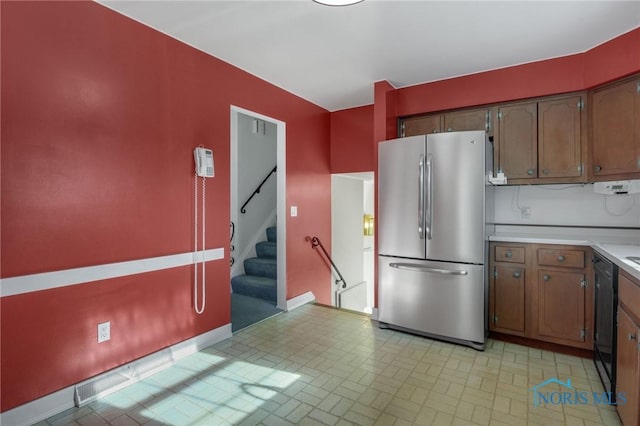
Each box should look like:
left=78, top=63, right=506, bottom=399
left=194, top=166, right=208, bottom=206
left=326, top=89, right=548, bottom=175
left=378, top=135, right=427, bottom=259
left=425, top=131, right=486, bottom=264
left=593, top=251, right=618, bottom=399
left=378, top=256, right=485, bottom=345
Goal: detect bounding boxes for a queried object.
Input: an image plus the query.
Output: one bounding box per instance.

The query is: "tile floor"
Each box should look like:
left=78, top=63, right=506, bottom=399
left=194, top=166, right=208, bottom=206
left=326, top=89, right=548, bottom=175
left=40, top=304, right=621, bottom=426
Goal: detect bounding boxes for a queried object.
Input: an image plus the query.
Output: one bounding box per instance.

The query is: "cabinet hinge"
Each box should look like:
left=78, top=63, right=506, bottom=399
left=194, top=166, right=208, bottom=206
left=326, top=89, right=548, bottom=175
left=580, top=329, right=586, bottom=340
left=493, top=315, right=498, bottom=323
left=400, top=122, right=406, bottom=138
left=577, top=164, right=583, bottom=173
left=637, top=82, right=640, bottom=94
left=580, top=278, right=588, bottom=288
left=493, top=268, right=498, bottom=278
left=485, top=110, right=491, bottom=131
left=577, top=99, right=584, bottom=110
left=497, top=111, right=502, bottom=120
left=595, top=331, right=599, bottom=342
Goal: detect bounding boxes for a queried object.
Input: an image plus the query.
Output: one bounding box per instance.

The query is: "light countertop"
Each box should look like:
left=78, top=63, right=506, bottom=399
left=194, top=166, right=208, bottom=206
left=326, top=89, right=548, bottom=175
left=592, top=243, right=640, bottom=281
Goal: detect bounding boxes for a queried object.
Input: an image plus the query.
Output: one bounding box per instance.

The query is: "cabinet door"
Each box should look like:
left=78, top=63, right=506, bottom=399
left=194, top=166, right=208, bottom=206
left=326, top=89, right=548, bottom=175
left=536, top=270, right=586, bottom=344
left=491, top=265, right=526, bottom=333
left=497, top=102, right=537, bottom=179
left=402, top=115, right=442, bottom=137
left=616, top=307, right=639, bottom=426
left=538, top=96, right=583, bottom=179
left=592, top=79, right=640, bottom=177
left=443, top=108, right=489, bottom=133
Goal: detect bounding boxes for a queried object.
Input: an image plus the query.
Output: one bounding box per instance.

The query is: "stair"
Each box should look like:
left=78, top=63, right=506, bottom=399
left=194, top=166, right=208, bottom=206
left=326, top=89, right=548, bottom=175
left=231, top=226, right=277, bottom=303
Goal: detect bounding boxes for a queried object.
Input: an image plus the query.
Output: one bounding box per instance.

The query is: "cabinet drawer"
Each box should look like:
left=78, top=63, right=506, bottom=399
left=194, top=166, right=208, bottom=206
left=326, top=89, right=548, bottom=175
left=537, top=249, right=585, bottom=268
left=619, top=272, right=640, bottom=320
left=495, top=246, right=525, bottom=263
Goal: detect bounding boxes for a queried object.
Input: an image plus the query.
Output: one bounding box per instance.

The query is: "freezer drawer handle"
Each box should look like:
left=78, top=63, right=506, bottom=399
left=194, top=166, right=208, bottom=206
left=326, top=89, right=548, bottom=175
left=389, top=263, right=468, bottom=275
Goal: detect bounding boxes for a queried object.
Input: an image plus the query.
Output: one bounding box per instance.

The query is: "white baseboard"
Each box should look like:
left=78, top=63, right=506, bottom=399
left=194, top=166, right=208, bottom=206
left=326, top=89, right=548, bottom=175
left=0, top=324, right=232, bottom=426
left=371, top=307, right=379, bottom=321
left=285, top=291, right=316, bottom=311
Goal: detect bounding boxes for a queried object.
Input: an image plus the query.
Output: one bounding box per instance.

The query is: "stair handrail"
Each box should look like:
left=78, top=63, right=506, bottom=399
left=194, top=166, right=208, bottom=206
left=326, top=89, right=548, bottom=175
left=241, top=165, right=277, bottom=214
left=306, top=236, right=347, bottom=289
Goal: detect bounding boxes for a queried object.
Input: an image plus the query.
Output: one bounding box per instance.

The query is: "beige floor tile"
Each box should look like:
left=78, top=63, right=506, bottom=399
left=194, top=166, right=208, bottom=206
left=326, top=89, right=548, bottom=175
left=42, top=304, right=622, bottom=426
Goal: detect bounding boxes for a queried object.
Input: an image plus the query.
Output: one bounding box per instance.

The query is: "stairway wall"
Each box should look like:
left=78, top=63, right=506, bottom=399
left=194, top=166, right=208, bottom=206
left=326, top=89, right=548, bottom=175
left=235, top=112, right=277, bottom=268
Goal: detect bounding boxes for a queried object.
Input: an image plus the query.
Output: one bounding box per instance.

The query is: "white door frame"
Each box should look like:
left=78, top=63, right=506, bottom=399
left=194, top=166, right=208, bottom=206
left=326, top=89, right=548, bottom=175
left=230, top=106, right=287, bottom=310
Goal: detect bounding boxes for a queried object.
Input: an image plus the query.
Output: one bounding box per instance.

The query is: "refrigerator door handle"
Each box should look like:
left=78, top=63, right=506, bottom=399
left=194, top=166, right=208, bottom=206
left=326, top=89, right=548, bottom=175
left=418, top=155, right=425, bottom=239
left=425, top=154, right=433, bottom=240
left=389, top=262, right=468, bottom=276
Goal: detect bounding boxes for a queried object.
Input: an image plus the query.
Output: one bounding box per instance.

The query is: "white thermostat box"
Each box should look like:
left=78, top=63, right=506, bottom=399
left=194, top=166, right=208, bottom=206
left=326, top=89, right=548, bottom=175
left=594, top=180, right=640, bottom=195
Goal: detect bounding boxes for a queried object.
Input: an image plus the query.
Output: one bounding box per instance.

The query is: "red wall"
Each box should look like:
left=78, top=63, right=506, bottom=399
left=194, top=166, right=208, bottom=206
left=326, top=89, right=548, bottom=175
left=329, top=28, right=640, bottom=170
left=584, top=27, right=640, bottom=88
left=330, top=105, right=374, bottom=173
left=1, top=1, right=331, bottom=411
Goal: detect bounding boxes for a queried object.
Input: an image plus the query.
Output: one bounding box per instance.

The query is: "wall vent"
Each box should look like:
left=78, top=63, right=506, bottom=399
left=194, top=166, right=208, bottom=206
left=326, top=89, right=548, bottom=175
left=74, top=348, right=173, bottom=407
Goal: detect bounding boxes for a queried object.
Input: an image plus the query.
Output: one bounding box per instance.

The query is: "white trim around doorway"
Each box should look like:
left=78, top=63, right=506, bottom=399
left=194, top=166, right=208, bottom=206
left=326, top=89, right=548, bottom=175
left=230, top=106, right=287, bottom=310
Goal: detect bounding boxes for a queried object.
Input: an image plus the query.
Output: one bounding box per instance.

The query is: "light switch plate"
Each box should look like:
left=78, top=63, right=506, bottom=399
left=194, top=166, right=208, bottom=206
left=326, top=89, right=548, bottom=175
left=98, top=321, right=110, bottom=343
left=290, top=206, right=297, bottom=217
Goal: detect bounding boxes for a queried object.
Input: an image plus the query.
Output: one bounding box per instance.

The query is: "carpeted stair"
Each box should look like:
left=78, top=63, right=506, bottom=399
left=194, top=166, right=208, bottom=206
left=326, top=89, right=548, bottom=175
left=231, top=226, right=277, bottom=303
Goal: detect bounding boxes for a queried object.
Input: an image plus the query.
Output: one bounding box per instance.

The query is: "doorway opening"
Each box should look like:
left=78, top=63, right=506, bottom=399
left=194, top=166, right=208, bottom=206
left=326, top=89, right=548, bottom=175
left=331, top=172, right=375, bottom=314
left=230, top=107, right=286, bottom=331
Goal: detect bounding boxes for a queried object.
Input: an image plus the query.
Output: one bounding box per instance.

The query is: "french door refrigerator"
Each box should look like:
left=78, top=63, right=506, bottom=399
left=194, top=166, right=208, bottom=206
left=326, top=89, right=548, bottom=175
left=377, top=130, right=494, bottom=350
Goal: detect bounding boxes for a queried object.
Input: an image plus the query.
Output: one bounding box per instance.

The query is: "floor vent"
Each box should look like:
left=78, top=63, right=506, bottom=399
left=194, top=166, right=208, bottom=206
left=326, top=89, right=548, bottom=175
left=74, top=348, right=174, bottom=407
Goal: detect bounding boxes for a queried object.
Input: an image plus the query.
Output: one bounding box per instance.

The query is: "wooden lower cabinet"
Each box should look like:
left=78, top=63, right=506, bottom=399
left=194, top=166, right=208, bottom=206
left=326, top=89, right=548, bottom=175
left=616, top=272, right=640, bottom=426
left=490, top=243, right=527, bottom=335
left=536, top=269, right=586, bottom=345
left=492, top=264, right=526, bottom=333
left=489, top=242, right=593, bottom=349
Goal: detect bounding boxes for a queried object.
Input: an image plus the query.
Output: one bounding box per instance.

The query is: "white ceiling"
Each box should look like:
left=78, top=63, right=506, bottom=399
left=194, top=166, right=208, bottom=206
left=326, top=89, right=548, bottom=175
left=99, top=0, right=640, bottom=112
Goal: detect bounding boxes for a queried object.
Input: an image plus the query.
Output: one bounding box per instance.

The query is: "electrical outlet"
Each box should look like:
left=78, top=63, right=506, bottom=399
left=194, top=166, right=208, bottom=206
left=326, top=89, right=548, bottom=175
left=521, top=207, right=532, bottom=219
left=97, top=321, right=110, bottom=343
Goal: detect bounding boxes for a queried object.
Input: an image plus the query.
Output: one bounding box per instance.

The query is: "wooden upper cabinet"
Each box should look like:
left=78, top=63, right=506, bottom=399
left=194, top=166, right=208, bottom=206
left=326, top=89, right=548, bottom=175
left=495, top=94, right=586, bottom=183
left=401, top=114, right=441, bottom=137
left=591, top=78, right=640, bottom=179
left=443, top=108, right=490, bottom=134
left=538, top=96, right=583, bottom=179
left=497, top=102, right=537, bottom=179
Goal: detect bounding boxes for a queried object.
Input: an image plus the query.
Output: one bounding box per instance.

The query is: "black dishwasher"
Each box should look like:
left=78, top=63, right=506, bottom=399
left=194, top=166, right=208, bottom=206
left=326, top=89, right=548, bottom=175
left=593, top=251, right=619, bottom=400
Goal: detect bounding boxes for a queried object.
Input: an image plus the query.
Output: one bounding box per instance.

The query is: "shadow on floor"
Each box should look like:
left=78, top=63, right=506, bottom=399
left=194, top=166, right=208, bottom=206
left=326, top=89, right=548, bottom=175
left=231, top=293, right=282, bottom=332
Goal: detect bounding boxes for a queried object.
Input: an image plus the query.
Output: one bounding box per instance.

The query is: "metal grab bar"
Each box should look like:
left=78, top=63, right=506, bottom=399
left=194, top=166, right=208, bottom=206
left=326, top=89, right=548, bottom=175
left=306, top=236, right=348, bottom=289
left=240, top=166, right=277, bottom=214
left=389, top=263, right=468, bottom=275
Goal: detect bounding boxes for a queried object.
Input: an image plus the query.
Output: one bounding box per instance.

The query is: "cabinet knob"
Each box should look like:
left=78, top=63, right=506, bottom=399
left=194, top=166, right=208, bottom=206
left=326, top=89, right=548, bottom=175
left=594, top=165, right=602, bottom=172
left=557, top=255, right=565, bottom=262
left=543, top=274, right=551, bottom=282
left=447, top=128, right=453, bottom=132
left=513, top=271, right=521, bottom=278
left=527, top=169, right=534, bottom=176
left=432, top=129, right=438, bottom=133
left=629, top=333, right=637, bottom=341
left=543, top=169, right=549, bottom=175
left=505, top=251, right=513, bottom=258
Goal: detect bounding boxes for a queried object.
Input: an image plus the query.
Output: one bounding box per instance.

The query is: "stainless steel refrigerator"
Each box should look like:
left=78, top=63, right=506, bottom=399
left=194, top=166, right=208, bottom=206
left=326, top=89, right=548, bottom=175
left=377, top=130, right=494, bottom=350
